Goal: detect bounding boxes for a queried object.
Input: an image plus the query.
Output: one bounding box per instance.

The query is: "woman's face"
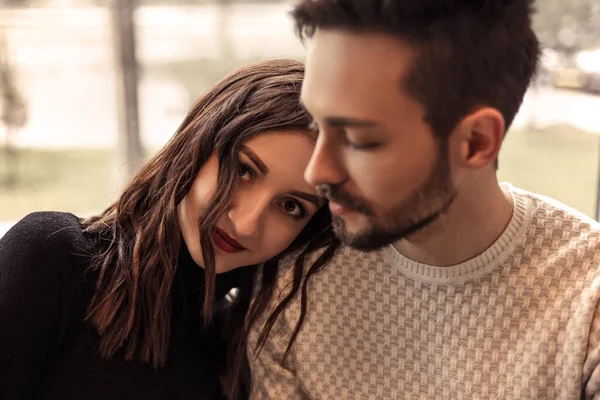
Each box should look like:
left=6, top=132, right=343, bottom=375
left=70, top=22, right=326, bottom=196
left=178, top=131, right=322, bottom=273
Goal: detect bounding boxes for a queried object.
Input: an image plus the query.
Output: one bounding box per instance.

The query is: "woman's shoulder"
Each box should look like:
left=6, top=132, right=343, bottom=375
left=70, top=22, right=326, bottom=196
left=1, top=211, right=93, bottom=273
left=0, top=212, right=97, bottom=392
left=6, top=211, right=87, bottom=244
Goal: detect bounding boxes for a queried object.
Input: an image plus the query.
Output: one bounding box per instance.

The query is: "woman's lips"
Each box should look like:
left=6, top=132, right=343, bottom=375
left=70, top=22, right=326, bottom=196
left=212, top=227, right=246, bottom=254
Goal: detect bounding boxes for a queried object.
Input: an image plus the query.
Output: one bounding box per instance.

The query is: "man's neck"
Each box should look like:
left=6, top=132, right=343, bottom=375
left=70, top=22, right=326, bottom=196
left=393, top=178, right=513, bottom=267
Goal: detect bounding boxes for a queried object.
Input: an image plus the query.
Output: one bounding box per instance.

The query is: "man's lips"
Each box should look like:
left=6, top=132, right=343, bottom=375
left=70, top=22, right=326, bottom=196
left=328, top=200, right=352, bottom=216
left=213, top=227, right=247, bottom=253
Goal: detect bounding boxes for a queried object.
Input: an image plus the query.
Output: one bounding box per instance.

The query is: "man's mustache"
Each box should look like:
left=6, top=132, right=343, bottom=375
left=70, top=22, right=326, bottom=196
left=316, top=184, right=371, bottom=215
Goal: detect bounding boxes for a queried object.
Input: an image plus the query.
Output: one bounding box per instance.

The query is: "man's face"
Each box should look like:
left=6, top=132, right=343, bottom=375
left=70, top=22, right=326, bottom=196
left=301, top=29, right=457, bottom=250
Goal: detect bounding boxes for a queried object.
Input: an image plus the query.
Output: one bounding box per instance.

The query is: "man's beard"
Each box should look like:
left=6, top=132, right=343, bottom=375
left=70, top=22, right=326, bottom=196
left=318, top=146, right=457, bottom=251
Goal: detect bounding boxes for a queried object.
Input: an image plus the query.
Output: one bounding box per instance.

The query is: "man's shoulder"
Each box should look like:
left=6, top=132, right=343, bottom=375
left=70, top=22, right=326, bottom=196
left=333, top=245, right=388, bottom=265
left=508, top=184, right=597, bottom=230
left=511, top=186, right=600, bottom=262
left=277, top=245, right=387, bottom=288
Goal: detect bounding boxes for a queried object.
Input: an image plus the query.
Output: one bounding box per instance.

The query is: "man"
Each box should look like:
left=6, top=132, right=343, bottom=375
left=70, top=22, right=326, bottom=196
left=248, top=0, right=600, bottom=398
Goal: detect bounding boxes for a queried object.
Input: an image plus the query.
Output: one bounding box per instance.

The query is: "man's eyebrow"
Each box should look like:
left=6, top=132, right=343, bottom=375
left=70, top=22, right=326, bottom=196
left=240, top=145, right=268, bottom=175
left=289, top=190, right=320, bottom=207
left=300, top=101, right=379, bottom=129
left=308, top=115, right=380, bottom=131
left=323, top=116, right=379, bottom=128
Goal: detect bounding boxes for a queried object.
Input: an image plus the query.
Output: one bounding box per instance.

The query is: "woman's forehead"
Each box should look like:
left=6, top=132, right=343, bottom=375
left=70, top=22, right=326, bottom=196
left=242, top=131, right=317, bottom=193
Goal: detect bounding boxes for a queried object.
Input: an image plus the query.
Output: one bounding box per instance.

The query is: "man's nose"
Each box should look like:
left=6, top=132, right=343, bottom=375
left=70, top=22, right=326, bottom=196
left=304, top=135, right=346, bottom=188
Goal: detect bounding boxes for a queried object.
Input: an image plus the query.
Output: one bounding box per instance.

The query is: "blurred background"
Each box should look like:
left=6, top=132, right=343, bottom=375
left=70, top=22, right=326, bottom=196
left=0, top=0, right=599, bottom=238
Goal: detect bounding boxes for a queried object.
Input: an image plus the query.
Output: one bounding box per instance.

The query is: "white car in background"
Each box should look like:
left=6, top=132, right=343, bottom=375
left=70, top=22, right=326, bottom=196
left=550, top=48, right=600, bottom=93
left=576, top=49, right=600, bottom=93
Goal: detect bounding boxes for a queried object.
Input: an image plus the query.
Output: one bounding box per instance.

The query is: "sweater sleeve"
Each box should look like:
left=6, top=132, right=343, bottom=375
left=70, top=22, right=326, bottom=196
left=584, top=293, right=600, bottom=399
left=247, top=262, right=309, bottom=400
left=0, top=212, right=83, bottom=399
left=582, top=251, right=600, bottom=400
left=248, top=313, right=307, bottom=399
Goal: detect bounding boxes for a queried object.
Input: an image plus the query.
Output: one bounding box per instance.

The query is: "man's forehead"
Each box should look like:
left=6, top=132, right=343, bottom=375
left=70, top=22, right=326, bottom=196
left=306, top=35, right=384, bottom=80
left=301, top=29, right=414, bottom=114
left=305, top=29, right=413, bottom=76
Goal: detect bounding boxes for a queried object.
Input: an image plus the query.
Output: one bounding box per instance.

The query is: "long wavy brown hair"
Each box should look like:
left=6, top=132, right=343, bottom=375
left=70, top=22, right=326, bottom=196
left=81, top=58, right=340, bottom=399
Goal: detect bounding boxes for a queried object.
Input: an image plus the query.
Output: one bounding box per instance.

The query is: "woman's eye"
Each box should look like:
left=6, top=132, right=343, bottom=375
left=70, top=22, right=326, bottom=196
left=279, top=199, right=306, bottom=218
left=238, top=164, right=253, bottom=182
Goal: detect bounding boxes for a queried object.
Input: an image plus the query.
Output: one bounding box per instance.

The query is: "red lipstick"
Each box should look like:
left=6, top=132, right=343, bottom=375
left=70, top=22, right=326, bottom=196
left=212, top=227, right=246, bottom=254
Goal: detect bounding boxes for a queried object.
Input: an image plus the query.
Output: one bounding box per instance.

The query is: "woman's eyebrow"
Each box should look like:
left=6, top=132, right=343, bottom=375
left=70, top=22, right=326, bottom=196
left=240, top=145, right=269, bottom=175
left=289, top=190, right=320, bottom=207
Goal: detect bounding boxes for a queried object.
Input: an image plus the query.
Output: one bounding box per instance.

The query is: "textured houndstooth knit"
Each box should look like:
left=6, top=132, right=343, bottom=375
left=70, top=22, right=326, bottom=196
left=248, top=184, right=600, bottom=399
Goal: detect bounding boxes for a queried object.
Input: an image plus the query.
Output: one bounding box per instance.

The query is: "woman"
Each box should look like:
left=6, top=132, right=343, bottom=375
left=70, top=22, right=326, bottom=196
left=0, top=59, right=339, bottom=400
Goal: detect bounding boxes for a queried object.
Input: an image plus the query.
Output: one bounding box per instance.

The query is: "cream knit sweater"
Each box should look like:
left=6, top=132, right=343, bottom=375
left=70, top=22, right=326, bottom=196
left=249, top=184, right=600, bottom=399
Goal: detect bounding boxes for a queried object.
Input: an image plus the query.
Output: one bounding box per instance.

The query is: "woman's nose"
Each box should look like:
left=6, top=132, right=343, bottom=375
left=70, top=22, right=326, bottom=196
left=227, top=196, right=269, bottom=239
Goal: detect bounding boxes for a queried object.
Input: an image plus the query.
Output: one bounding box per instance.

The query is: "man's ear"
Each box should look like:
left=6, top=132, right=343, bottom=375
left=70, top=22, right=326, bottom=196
left=453, top=107, right=505, bottom=169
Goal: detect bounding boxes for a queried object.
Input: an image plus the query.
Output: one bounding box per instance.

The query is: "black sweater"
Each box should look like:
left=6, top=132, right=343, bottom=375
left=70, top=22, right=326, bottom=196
left=0, top=212, right=240, bottom=400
